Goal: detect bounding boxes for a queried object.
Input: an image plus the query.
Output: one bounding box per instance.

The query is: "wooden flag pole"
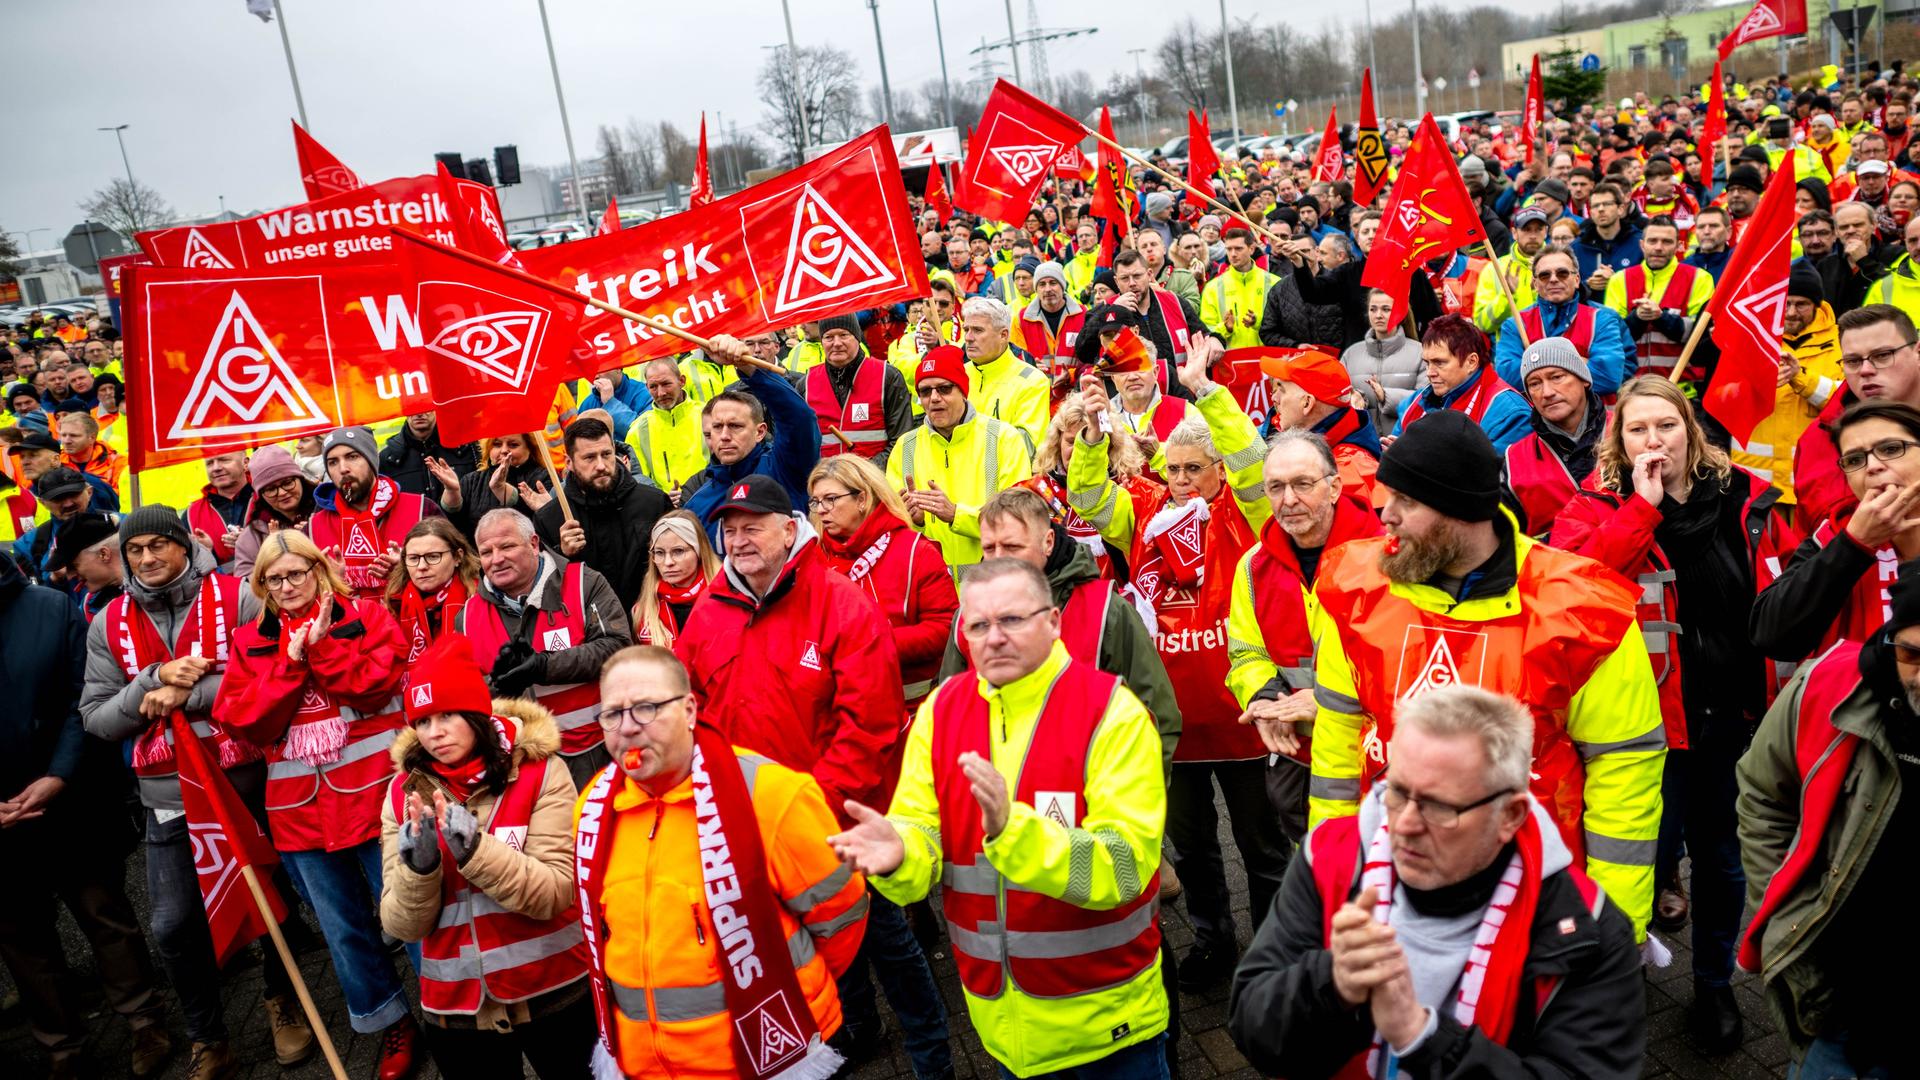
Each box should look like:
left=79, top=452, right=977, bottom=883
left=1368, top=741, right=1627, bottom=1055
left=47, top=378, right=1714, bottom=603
left=1482, top=239, right=1530, bottom=347
left=1087, top=129, right=1294, bottom=251
left=828, top=425, right=855, bottom=451
left=1669, top=309, right=1715, bottom=384
left=240, top=864, right=348, bottom=1080
left=538, top=444, right=574, bottom=523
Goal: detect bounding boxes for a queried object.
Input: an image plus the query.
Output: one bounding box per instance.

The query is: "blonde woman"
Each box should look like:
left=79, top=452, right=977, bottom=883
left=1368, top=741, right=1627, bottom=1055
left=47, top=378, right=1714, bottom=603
left=628, top=511, right=719, bottom=647
left=215, top=530, right=420, bottom=1072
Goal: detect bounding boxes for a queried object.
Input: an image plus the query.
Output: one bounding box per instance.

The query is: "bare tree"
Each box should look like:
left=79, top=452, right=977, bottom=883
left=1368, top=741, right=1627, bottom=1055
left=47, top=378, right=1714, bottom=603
left=1155, top=19, right=1218, bottom=112
left=658, top=122, right=696, bottom=185
left=79, top=177, right=172, bottom=239
left=623, top=118, right=662, bottom=190
left=0, top=229, right=19, bottom=277
left=596, top=125, right=633, bottom=200
left=757, top=44, right=866, bottom=164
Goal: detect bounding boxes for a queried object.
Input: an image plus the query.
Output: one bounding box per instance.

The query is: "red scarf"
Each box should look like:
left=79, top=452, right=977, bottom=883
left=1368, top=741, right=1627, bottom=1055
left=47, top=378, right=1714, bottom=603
left=397, top=578, right=468, bottom=663
left=1352, top=801, right=1544, bottom=1074
left=1131, top=497, right=1209, bottom=612
left=639, top=574, right=707, bottom=645
left=277, top=602, right=346, bottom=766
left=577, top=727, right=842, bottom=1080
left=122, top=577, right=259, bottom=770
left=334, top=476, right=397, bottom=583
left=818, top=507, right=904, bottom=584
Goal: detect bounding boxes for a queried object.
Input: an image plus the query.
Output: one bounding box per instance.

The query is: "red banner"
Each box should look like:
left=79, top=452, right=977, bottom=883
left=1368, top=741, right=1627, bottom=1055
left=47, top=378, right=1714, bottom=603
left=123, top=261, right=434, bottom=470
left=1719, top=0, right=1806, bottom=60
left=1354, top=69, right=1389, bottom=207
left=1701, top=59, right=1728, bottom=172
left=1706, top=155, right=1797, bottom=441
left=1364, top=114, right=1486, bottom=328
left=136, top=173, right=502, bottom=272
left=293, top=120, right=364, bottom=201
left=1187, top=110, right=1221, bottom=199
left=170, top=712, right=287, bottom=966
left=691, top=114, right=715, bottom=208
left=958, top=79, right=1086, bottom=224
left=1313, top=107, right=1344, bottom=183
left=518, top=125, right=928, bottom=368
left=1522, top=55, right=1544, bottom=164
left=99, top=253, right=151, bottom=301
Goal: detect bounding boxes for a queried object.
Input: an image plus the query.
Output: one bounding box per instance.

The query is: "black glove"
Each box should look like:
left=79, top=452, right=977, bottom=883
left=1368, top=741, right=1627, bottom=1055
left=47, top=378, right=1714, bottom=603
left=490, top=644, right=547, bottom=699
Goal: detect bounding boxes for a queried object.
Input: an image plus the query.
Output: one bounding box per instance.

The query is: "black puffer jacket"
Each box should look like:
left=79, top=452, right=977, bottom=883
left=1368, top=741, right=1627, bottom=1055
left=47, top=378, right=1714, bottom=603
left=380, top=424, right=481, bottom=497
left=533, top=467, right=670, bottom=611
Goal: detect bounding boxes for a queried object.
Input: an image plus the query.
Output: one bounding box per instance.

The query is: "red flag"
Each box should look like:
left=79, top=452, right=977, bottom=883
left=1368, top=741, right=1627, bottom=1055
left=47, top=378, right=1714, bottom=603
left=292, top=120, right=362, bottom=201
left=139, top=173, right=471, bottom=271
left=691, top=113, right=715, bottom=208
left=1187, top=110, right=1221, bottom=199
left=599, top=196, right=623, bottom=236
left=169, top=712, right=287, bottom=966
left=1521, top=55, right=1544, bottom=164
left=957, top=79, right=1086, bottom=224
left=1705, top=155, right=1798, bottom=441
left=1701, top=59, right=1728, bottom=173
left=437, top=162, right=521, bottom=267
left=1353, top=69, right=1390, bottom=207
left=393, top=228, right=591, bottom=446
left=1718, top=0, right=1807, bottom=60
left=924, top=165, right=953, bottom=225
left=1312, top=107, right=1344, bottom=183
left=1363, top=114, right=1487, bottom=328
left=1092, top=107, right=1137, bottom=269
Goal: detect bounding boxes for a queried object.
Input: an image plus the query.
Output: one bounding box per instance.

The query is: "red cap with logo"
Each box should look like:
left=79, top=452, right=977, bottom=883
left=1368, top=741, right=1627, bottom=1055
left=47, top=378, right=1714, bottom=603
left=914, top=345, right=971, bottom=395
left=403, top=634, right=496, bottom=724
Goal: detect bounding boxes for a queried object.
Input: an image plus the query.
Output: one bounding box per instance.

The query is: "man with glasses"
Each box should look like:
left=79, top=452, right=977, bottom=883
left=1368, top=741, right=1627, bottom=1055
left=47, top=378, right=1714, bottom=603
left=460, top=508, right=632, bottom=788
left=575, top=645, right=869, bottom=1080
left=672, top=474, right=920, bottom=1067
left=1227, top=431, right=1383, bottom=842
left=830, top=557, right=1172, bottom=1080
left=1794, top=304, right=1920, bottom=529
left=1230, top=685, right=1646, bottom=1079
left=886, top=346, right=1034, bottom=568
left=1493, top=246, right=1636, bottom=399
left=81, top=505, right=319, bottom=1076
left=1305, top=409, right=1665, bottom=945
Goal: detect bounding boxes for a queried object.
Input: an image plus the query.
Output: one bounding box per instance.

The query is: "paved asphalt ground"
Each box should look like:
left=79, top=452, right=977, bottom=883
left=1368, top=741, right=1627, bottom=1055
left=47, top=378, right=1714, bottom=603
left=2, top=789, right=1788, bottom=1079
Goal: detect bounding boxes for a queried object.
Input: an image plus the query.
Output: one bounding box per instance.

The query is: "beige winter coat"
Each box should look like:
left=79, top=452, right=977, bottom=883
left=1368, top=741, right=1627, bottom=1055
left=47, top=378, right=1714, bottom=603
left=378, top=698, right=585, bottom=1029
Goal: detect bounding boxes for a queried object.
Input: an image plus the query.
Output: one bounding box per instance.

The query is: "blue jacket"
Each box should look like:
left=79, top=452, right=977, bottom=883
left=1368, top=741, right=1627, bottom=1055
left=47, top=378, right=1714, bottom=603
left=1494, top=298, right=1637, bottom=398
left=1572, top=222, right=1644, bottom=294
left=576, top=373, right=653, bottom=439
left=1391, top=367, right=1532, bottom=453
left=1685, top=247, right=1733, bottom=282
left=680, top=366, right=821, bottom=542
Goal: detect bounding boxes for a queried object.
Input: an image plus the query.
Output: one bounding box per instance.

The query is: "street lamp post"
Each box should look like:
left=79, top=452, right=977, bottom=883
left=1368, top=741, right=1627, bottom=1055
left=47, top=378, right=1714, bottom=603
left=1411, top=0, right=1426, bottom=119
left=1001, top=0, right=1024, bottom=83
left=866, top=0, right=896, bottom=128
left=98, top=124, right=136, bottom=193
left=780, top=0, right=814, bottom=160
left=931, top=0, right=956, bottom=129
left=1220, top=0, right=1242, bottom=142
left=535, top=0, right=589, bottom=218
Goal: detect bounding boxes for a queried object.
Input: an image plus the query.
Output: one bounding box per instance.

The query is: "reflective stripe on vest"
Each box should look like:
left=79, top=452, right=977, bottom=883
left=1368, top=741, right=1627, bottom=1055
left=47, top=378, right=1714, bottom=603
left=264, top=715, right=403, bottom=810
left=609, top=926, right=817, bottom=1023
left=931, top=660, right=1160, bottom=1000
left=462, top=563, right=603, bottom=756
left=805, top=356, right=888, bottom=459
left=1622, top=262, right=1701, bottom=374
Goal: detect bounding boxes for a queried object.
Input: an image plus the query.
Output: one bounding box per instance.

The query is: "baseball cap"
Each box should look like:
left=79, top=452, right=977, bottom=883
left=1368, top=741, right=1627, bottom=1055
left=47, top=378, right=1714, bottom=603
left=49, top=512, right=119, bottom=571
left=1858, top=159, right=1891, bottom=175
left=704, top=473, right=794, bottom=523
left=1513, top=206, right=1551, bottom=229
left=7, top=430, right=60, bottom=456
left=1259, top=348, right=1352, bottom=407
left=32, top=466, right=89, bottom=500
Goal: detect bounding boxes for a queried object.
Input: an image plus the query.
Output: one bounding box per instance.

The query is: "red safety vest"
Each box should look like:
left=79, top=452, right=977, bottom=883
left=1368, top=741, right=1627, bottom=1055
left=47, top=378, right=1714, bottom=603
left=1398, top=367, right=1520, bottom=430
left=1437, top=257, right=1488, bottom=319
left=1755, top=517, right=1898, bottom=658
left=953, top=576, right=1111, bottom=668
left=1018, top=306, right=1086, bottom=368
left=1503, top=432, right=1583, bottom=538
left=804, top=357, right=888, bottom=459
left=308, top=490, right=432, bottom=598
left=4, top=487, right=35, bottom=539
left=931, top=659, right=1160, bottom=998
left=1736, top=641, right=1865, bottom=974
left=100, top=574, right=259, bottom=777
left=1620, top=262, right=1704, bottom=379
left=460, top=563, right=603, bottom=757
left=1518, top=303, right=1597, bottom=358
left=1313, top=537, right=1640, bottom=856
left=187, top=490, right=240, bottom=565
left=261, top=684, right=405, bottom=853
left=390, top=759, right=589, bottom=1016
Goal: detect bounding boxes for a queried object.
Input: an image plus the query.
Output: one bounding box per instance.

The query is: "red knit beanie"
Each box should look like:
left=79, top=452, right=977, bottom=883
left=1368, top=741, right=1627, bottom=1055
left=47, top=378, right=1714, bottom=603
left=914, top=345, right=970, bottom=395
left=404, top=634, right=494, bottom=724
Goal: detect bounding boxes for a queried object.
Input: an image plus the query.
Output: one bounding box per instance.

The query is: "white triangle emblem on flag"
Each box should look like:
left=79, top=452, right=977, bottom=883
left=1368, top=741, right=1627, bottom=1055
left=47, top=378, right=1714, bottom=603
left=771, top=183, right=897, bottom=315
left=1728, top=276, right=1788, bottom=343
left=1406, top=636, right=1464, bottom=697
left=423, top=298, right=545, bottom=390
left=990, top=144, right=1062, bottom=186
left=1737, top=3, right=1782, bottom=37
left=180, top=229, right=236, bottom=269
left=306, top=165, right=360, bottom=195
left=168, top=292, right=331, bottom=441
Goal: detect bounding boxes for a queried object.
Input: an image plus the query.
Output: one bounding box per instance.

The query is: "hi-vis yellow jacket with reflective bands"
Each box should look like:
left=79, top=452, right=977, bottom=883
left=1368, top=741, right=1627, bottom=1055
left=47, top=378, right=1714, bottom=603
left=966, top=349, right=1051, bottom=456
left=677, top=354, right=740, bottom=405
left=885, top=408, right=1034, bottom=568
left=625, top=398, right=708, bottom=493
left=873, top=642, right=1168, bottom=1077
left=1305, top=524, right=1665, bottom=941
left=1065, top=386, right=1270, bottom=552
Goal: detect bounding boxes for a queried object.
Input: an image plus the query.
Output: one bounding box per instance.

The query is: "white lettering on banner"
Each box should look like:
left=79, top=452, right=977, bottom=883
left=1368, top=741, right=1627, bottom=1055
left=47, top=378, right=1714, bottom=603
left=181, top=229, right=236, bottom=270
left=359, top=294, right=424, bottom=349
left=691, top=748, right=763, bottom=987
left=169, top=292, right=331, bottom=441
left=572, top=243, right=723, bottom=308
left=422, top=300, right=546, bottom=389
left=257, top=193, right=450, bottom=242
left=771, top=184, right=897, bottom=315
left=1153, top=618, right=1228, bottom=654
left=586, top=291, right=733, bottom=357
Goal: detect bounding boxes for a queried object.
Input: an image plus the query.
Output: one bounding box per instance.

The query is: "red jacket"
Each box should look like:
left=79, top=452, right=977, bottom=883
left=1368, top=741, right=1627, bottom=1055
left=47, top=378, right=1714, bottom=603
left=1792, top=392, right=1853, bottom=533
left=216, top=595, right=408, bottom=852
left=674, top=538, right=906, bottom=825
left=817, top=515, right=958, bottom=710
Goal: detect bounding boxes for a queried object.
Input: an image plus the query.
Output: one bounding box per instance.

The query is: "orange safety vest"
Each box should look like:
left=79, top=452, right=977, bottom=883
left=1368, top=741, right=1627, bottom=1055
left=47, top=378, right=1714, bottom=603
left=931, top=659, right=1161, bottom=998
left=803, top=357, right=888, bottom=459
left=1312, top=537, right=1639, bottom=856
left=1018, top=306, right=1086, bottom=369
left=460, top=563, right=602, bottom=757
left=1621, top=262, right=1704, bottom=380
left=391, top=760, right=589, bottom=1016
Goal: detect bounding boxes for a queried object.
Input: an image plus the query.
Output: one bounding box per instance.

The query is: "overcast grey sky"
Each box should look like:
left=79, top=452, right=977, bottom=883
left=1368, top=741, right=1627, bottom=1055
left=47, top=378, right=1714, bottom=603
left=2, top=0, right=1534, bottom=247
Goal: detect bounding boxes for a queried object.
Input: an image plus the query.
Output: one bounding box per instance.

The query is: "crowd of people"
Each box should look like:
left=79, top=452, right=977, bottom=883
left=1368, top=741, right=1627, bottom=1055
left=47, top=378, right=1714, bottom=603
left=7, top=56, right=1920, bottom=1080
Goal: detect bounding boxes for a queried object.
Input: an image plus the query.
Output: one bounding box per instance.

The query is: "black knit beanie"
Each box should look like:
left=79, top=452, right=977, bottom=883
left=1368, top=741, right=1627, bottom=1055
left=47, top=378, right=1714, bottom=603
left=1376, top=410, right=1502, bottom=522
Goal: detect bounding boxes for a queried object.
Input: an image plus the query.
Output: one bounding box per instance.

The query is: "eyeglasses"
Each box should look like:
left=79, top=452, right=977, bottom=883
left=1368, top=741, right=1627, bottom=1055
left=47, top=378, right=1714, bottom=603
left=1839, top=342, right=1915, bottom=372
left=1535, top=268, right=1579, bottom=281
left=648, top=545, right=695, bottom=562
left=808, top=490, right=859, bottom=513
left=1266, top=476, right=1332, bottom=498
left=1889, top=634, right=1920, bottom=665
left=960, top=607, right=1054, bottom=640
left=597, top=694, right=689, bottom=730
left=1838, top=437, right=1920, bottom=472
left=263, top=565, right=314, bottom=591
left=1382, top=783, right=1515, bottom=828
left=403, top=549, right=450, bottom=568
left=262, top=476, right=303, bottom=496
left=1163, top=461, right=1222, bottom=478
